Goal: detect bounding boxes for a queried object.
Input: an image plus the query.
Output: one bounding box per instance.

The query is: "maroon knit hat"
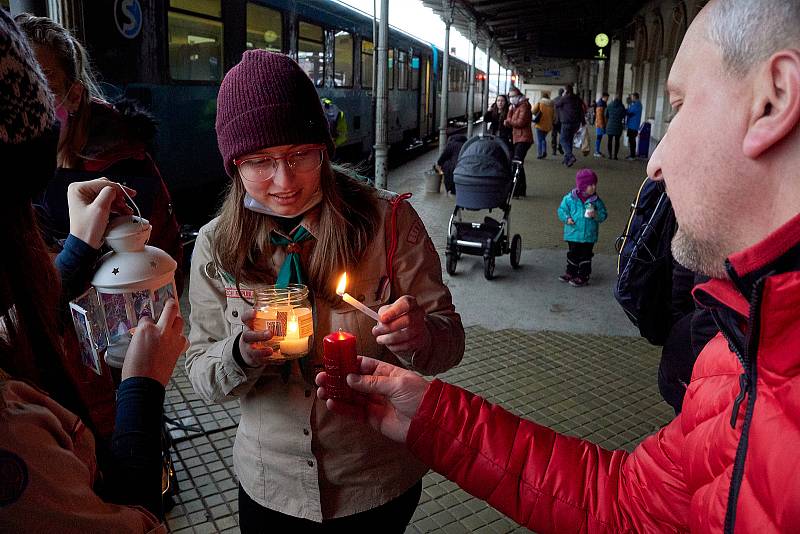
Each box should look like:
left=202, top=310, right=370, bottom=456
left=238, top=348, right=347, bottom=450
left=215, top=50, right=335, bottom=177
left=575, top=168, right=598, bottom=191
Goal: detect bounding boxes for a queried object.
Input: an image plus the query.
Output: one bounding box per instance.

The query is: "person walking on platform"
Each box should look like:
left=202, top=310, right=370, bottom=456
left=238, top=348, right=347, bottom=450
left=556, top=169, right=607, bottom=286
left=483, top=94, right=512, bottom=146
left=594, top=92, right=609, bottom=157
left=605, top=96, right=626, bottom=159
left=550, top=88, right=564, bottom=156
left=626, top=92, right=643, bottom=160
left=316, top=1, right=800, bottom=531
left=185, top=50, right=464, bottom=533
left=555, top=83, right=586, bottom=167
left=436, top=134, right=467, bottom=195
left=504, top=87, right=533, bottom=197
left=532, top=91, right=555, bottom=159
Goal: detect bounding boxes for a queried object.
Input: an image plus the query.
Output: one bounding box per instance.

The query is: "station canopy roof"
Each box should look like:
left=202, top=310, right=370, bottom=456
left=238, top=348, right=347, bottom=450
left=421, top=0, right=649, bottom=75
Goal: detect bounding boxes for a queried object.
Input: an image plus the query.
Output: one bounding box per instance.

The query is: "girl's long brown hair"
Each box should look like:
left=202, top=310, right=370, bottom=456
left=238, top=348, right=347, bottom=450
left=213, top=161, right=380, bottom=301
left=0, top=200, right=82, bottom=414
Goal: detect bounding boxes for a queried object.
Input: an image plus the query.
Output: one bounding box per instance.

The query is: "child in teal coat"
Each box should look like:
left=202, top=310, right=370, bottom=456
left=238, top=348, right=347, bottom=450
left=557, top=168, right=607, bottom=286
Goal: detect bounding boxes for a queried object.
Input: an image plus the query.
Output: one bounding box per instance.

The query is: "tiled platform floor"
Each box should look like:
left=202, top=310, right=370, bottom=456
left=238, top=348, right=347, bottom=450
left=164, top=326, right=673, bottom=533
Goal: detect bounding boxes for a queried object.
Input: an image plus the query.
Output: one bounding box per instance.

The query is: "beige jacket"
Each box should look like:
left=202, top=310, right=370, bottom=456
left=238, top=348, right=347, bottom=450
left=186, top=189, right=464, bottom=521
left=0, top=378, right=164, bottom=533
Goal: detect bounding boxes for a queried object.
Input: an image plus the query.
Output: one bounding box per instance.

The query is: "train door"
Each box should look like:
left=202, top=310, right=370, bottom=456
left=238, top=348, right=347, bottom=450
left=420, top=57, right=431, bottom=138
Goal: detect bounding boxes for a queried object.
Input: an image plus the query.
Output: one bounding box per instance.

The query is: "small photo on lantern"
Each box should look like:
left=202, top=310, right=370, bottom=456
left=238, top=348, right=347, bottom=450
left=73, top=288, right=108, bottom=353
left=152, top=283, right=175, bottom=319
left=132, top=289, right=153, bottom=320
left=102, top=292, right=134, bottom=343
left=68, top=302, right=103, bottom=375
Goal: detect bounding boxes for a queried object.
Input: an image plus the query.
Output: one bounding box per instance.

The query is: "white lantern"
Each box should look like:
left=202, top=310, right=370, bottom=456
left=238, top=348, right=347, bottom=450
left=69, top=215, right=178, bottom=370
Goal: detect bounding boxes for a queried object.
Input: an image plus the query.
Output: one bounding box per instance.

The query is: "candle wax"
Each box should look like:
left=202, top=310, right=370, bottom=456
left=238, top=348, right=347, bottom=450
left=322, top=331, right=359, bottom=400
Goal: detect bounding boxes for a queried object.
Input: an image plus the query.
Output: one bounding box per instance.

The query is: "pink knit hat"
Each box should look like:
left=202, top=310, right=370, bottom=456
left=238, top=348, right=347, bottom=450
left=215, top=50, right=335, bottom=177
left=575, top=168, right=598, bottom=191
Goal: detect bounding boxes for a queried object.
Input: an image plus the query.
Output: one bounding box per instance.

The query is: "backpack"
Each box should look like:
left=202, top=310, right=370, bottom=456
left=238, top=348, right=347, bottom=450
left=614, top=177, right=678, bottom=345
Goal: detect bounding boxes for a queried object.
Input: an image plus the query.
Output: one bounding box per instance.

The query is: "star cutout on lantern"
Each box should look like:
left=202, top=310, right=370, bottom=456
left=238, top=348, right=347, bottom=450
left=150, top=260, right=157, bottom=269
left=112, top=267, right=120, bottom=275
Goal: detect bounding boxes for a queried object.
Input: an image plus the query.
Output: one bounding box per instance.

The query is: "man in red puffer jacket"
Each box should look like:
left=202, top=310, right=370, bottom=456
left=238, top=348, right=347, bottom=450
left=316, top=1, right=800, bottom=532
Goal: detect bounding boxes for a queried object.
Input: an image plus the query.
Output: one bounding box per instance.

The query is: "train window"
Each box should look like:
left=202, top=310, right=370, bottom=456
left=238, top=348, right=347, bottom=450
left=298, top=21, right=324, bottom=86
left=397, top=50, right=408, bottom=90
left=246, top=4, right=282, bottom=52
left=388, top=48, right=394, bottom=89
left=411, top=56, right=420, bottom=91
left=171, top=0, right=220, bottom=17
left=333, top=31, right=354, bottom=87
left=361, top=40, right=373, bottom=90
left=168, top=1, right=223, bottom=82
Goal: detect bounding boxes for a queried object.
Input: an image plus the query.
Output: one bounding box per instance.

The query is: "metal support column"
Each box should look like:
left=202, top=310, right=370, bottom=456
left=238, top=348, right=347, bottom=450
left=438, top=1, right=454, bottom=156
left=483, top=38, right=491, bottom=118
left=466, top=23, right=477, bottom=137
left=374, top=0, right=390, bottom=189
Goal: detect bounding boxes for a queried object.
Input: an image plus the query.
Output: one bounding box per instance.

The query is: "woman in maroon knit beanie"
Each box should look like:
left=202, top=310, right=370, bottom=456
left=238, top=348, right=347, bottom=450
left=185, top=50, right=465, bottom=532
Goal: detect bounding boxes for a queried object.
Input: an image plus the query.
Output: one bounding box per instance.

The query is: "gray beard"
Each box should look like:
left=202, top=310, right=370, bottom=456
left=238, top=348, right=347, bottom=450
left=671, top=227, right=729, bottom=278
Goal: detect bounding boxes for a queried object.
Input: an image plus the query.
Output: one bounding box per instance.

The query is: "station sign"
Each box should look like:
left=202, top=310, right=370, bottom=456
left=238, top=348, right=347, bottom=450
left=114, top=0, right=142, bottom=40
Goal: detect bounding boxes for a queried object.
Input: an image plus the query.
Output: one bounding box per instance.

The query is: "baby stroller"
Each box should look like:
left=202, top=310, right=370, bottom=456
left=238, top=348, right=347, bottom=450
left=445, top=134, right=522, bottom=280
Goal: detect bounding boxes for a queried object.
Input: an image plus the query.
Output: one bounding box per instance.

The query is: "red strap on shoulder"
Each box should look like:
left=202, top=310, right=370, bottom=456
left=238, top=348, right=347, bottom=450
left=387, top=192, right=413, bottom=286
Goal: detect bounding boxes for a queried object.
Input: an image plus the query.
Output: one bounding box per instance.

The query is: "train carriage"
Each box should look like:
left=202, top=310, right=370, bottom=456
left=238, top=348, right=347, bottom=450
left=65, top=0, right=486, bottom=223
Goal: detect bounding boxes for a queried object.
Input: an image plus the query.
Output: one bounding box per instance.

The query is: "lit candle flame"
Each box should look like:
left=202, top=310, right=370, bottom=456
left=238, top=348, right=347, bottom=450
left=336, top=272, right=347, bottom=296
left=286, top=315, right=300, bottom=334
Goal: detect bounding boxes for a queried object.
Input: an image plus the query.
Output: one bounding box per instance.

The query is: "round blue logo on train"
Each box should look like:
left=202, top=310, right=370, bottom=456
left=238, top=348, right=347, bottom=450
left=114, top=0, right=142, bottom=40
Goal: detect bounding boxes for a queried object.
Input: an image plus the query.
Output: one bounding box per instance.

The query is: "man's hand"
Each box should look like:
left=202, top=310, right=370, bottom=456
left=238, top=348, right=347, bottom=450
left=122, top=299, right=187, bottom=386
left=237, top=308, right=280, bottom=367
left=372, top=295, right=431, bottom=357
left=316, top=356, right=430, bottom=443
left=67, top=178, right=133, bottom=249
left=567, top=217, right=575, bottom=225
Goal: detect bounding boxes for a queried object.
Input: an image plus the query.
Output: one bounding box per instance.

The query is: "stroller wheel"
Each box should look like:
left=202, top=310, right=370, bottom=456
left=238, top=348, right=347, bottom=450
left=446, top=252, right=458, bottom=275
left=510, top=234, right=522, bottom=269
left=483, top=256, right=495, bottom=280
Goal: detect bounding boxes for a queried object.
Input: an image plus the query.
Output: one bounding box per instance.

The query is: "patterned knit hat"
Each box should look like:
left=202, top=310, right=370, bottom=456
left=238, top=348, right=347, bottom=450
left=215, top=50, right=334, bottom=178
left=0, top=9, right=58, bottom=199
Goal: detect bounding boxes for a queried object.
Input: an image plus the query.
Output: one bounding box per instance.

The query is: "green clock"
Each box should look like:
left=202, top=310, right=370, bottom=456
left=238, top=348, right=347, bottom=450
left=595, top=33, right=609, bottom=48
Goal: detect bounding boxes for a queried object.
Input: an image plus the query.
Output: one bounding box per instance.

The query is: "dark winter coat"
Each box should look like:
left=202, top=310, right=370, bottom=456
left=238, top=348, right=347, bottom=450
left=483, top=105, right=512, bottom=144
left=604, top=99, right=627, bottom=136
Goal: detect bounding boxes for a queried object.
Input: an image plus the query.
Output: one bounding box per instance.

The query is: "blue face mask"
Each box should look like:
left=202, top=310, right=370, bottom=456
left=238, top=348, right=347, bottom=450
left=243, top=190, right=323, bottom=218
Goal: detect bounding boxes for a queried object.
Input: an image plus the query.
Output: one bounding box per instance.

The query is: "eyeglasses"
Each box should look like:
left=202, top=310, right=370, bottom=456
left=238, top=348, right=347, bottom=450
left=234, top=146, right=325, bottom=183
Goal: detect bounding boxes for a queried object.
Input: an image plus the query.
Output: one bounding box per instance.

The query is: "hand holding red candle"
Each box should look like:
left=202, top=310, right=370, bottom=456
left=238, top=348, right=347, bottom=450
left=322, top=330, right=359, bottom=400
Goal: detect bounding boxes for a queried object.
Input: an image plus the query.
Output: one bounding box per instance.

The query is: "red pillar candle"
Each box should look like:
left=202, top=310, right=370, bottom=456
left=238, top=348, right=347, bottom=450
left=322, top=330, right=359, bottom=400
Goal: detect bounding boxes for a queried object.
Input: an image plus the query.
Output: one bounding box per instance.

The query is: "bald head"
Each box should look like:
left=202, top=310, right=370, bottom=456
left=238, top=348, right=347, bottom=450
left=706, top=0, right=800, bottom=75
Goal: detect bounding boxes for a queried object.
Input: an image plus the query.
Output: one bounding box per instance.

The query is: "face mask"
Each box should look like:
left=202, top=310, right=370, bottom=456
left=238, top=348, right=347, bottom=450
left=243, top=189, right=323, bottom=218
left=54, top=83, right=76, bottom=125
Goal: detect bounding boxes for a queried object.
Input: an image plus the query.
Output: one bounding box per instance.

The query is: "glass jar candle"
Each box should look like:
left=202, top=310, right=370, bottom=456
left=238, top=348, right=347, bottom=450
left=252, top=284, right=313, bottom=360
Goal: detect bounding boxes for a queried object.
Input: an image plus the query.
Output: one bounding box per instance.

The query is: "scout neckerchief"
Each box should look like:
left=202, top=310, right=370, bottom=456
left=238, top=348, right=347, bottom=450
left=271, top=226, right=313, bottom=288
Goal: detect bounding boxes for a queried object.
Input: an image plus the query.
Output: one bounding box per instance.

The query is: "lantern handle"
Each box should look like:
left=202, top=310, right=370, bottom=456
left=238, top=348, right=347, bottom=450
left=116, top=182, right=142, bottom=219
left=116, top=183, right=147, bottom=236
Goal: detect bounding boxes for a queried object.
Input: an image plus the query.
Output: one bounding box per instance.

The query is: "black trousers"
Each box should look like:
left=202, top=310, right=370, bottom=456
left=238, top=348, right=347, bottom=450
left=551, top=123, right=561, bottom=152
left=512, top=141, right=532, bottom=197
left=627, top=128, right=638, bottom=158
left=607, top=134, right=621, bottom=158
left=238, top=481, right=422, bottom=533
left=566, top=241, right=594, bottom=278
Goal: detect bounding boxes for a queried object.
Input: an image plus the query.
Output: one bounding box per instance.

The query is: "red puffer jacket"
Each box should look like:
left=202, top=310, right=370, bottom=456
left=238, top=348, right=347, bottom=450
left=407, top=213, right=800, bottom=533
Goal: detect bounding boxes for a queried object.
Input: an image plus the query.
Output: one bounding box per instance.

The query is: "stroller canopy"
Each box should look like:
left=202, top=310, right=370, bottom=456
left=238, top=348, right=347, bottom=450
left=453, top=135, right=513, bottom=209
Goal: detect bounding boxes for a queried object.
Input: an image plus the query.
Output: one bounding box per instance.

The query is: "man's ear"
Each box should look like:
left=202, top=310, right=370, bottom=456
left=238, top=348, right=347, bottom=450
left=742, top=49, right=800, bottom=159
